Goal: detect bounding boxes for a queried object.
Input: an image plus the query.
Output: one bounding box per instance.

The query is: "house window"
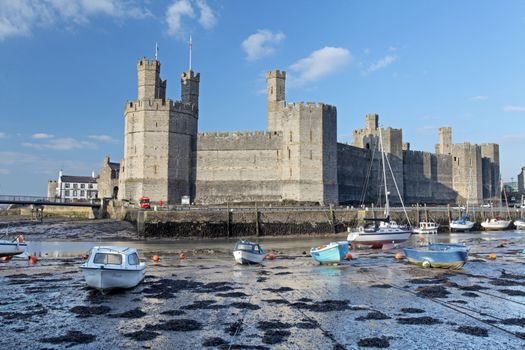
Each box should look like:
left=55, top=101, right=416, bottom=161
left=73, top=184, right=78, bottom=189
left=80, top=190, right=85, bottom=196
left=73, top=190, right=78, bottom=196
left=65, top=190, right=70, bottom=196
left=65, top=183, right=70, bottom=189
left=81, top=184, right=85, bottom=189
left=89, top=184, right=93, bottom=189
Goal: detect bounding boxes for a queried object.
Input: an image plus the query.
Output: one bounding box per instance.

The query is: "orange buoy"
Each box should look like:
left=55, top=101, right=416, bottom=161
left=153, top=255, right=160, bottom=262
left=267, top=253, right=276, bottom=261
left=395, top=252, right=405, bottom=260
left=487, top=252, right=497, bottom=260
left=345, top=253, right=353, bottom=260
left=82, top=254, right=89, bottom=260
left=1, top=256, right=10, bottom=262
left=179, top=252, right=186, bottom=260
left=30, top=256, right=38, bottom=264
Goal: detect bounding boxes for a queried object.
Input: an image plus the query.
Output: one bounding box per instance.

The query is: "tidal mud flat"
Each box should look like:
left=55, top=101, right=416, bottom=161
left=1, top=226, right=525, bottom=349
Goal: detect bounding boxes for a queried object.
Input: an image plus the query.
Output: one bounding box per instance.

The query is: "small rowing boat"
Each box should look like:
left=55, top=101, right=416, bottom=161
left=310, top=241, right=349, bottom=264
left=233, top=240, right=265, bottom=265
left=403, top=243, right=469, bottom=269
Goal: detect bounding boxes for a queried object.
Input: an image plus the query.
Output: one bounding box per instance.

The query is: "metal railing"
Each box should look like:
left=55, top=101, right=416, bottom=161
left=0, top=195, right=101, bottom=207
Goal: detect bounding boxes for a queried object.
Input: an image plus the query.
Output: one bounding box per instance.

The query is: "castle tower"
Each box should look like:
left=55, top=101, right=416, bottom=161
left=365, top=113, right=378, bottom=130
left=119, top=57, right=199, bottom=204
left=137, top=58, right=166, bottom=100
left=436, top=127, right=452, bottom=155
left=266, top=70, right=286, bottom=131
left=181, top=70, right=200, bottom=107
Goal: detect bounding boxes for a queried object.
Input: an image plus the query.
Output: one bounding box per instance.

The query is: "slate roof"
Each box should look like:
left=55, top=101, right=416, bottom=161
left=60, top=175, right=97, bottom=184
left=108, top=162, right=120, bottom=170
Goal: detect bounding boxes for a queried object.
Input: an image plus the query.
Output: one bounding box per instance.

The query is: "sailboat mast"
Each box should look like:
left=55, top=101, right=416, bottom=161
left=378, top=128, right=389, bottom=216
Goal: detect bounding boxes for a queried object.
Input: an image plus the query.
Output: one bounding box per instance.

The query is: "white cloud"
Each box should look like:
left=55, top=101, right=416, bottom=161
left=364, top=55, right=397, bottom=74
left=196, top=0, right=216, bottom=29
left=242, top=29, right=285, bottom=61
left=502, top=105, right=525, bottom=113
left=0, top=151, right=96, bottom=176
left=289, top=47, right=352, bottom=83
left=0, top=132, right=6, bottom=139
left=165, top=0, right=217, bottom=38
left=0, top=0, right=150, bottom=40
left=88, top=134, right=119, bottom=143
left=470, top=95, right=488, bottom=101
left=23, top=137, right=97, bottom=151
left=32, top=133, right=55, bottom=139
left=501, top=133, right=525, bottom=143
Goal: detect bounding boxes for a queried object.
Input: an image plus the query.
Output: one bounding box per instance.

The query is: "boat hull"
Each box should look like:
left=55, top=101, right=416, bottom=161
left=0, top=241, right=27, bottom=257
left=481, top=220, right=511, bottom=231
left=347, top=230, right=411, bottom=248
left=403, top=244, right=468, bottom=270
left=450, top=222, right=475, bottom=232
left=515, top=220, right=525, bottom=230
left=233, top=250, right=264, bottom=265
left=310, top=242, right=348, bottom=264
left=81, top=266, right=146, bottom=291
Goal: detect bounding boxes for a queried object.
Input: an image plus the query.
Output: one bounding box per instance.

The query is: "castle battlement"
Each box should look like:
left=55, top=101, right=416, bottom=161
left=284, top=102, right=336, bottom=113
left=137, top=58, right=160, bottom=67
left=198, top=130, right=281, bottom=138
left=181, top=70, right=200, bottom=82
left=125, top=99, right=197, bottom=114
left=266, top=70, right=286, bottom=79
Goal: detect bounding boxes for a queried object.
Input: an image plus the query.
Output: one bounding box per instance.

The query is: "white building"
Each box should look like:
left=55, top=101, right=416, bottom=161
left=54, top=170, right=98, bottom=200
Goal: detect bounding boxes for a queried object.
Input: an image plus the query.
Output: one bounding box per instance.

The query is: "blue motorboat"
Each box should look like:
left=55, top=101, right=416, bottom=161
left=310, top=241, right=349, bottom=264
left=403, top=243, right=469, bottom=269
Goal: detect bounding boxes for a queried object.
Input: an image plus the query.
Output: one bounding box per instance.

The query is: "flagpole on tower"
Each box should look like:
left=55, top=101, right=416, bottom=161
left=189, top=35, right=192, bottom=71
left=155, top=42, right=158, bottom=60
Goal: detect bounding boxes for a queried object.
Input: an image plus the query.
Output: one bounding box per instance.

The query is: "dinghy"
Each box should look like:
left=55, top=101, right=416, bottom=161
left=413, top=221, right=439, bottom=234
left=310, top=241, right=349, bottom=264
left=481, top=218, right=511, bottom=231
left=233, top=240, right=265, bottom=265
left=80, top=246, right=146, bottom=291
left=403, top=243, right=469, bottom=269
left=0, top=235, right=27, bottom=257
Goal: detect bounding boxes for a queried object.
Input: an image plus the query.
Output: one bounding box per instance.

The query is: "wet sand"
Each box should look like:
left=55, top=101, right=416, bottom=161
left=1, top=222, right=525, bottom=349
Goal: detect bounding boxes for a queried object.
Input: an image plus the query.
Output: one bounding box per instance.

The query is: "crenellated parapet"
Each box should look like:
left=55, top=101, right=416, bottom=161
left=124, top=99, right=198, bottom=116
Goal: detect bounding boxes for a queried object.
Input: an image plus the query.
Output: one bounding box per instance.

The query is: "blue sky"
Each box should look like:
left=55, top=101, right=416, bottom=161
left=0, top=0, right=524, bottom=195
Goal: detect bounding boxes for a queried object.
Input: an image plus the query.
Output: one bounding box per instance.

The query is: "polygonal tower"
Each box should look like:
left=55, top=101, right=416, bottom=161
left=266, top=70, right=286, bottom=132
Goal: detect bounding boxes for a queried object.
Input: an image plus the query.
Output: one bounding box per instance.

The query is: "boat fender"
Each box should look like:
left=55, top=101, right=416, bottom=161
left=345, top=253, right=353, bottom=260
left=487, top=253, right=496, bottom=260
left=394, top=252, right=404, bottom=260
left=267, top=253, right=276, bottom=261
left=16, top=235, right=25, bottom=243
left=153, top=255, right=160, bottom=262
left=29, top=256, right=38, bottom=264
left=422, top=260, right=431, bottom=268
left=179, top=253, right=186, bottom=260
left=1, top=256, right=10, bottom=262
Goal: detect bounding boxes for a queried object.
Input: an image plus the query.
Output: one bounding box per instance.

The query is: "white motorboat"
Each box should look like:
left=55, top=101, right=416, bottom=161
left=233, top=240, right=265, bottom=264
left=450, top=217, right=475, bottom=232
left=347, top=127, right=412, bottom=248
left=413, top=221, right=439, bottom=234
left=80, top=246, right=146, bottom=291
left=514, top=219, right=525, bottom=230
left=0, top=235, right=27, bottom=257
left=481, top=218, right=511, bottom=231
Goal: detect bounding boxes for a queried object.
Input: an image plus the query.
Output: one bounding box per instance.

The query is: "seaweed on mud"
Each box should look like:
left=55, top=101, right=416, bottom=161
left=142, top=279, right=236, bottom=298
left=498, top=289, right=525, bottom=296
left=482, top=319, right=498, bottom=324
left=370, top=284, right=392, bottom=289
left=262, top=299, right=289, bottom=305
left=297, top=297, right=313, bottom=302
left=0, top=307, right=47, bottom=321
left=111, top=308, right=146, bottom=318
left=500, top=271, right=525, bottom=280
left=449, top=300, right=468, bottom=304
left=70, top=305, right=111, bottom=318
left=271, top=266, right=288, bottom=270
left=274, top=272, right=292, bottom=275
left=145, top=319, right=203, bottom=332
left=408, top=277, right=448, bottom=285
left=489, top=279, right=523, bottom=287
left=290, top=299, right=350, bottom=312
left=203, top=337, right=229, bottom=347
left=256, top=277, right=268, bottom=283
left=123, top=330, right=160, bottom=341
left=500, top=318, right=525, bottom=326
left=182, top=300, right=227, bottom=310
left=230, top=302, right=260, bottom=310
left=257, top=320, right=293, bottom=330
left=400, top=308, right=425, bottom=314
left=457, top=284, right=487, bottom=291
left=469, top=259, right=486, bottom=263
left=356, top=311, right=391, bottom=321
left=357, top=336, right=390, bottom=348
left=455, top=326, right=489, bottom=337
left=416, top=285, right=450, bottom=298
left=295, top=319, right=319, bottom=329
left=461, top=292, right=480, bottom=298
left=225, top=319, right=243, bottom=336
left=397, top=316, right=442, bottom=325
left=349, top=305, right=370, bottom=311
left=216, top=292, right=250, bottom=298
left=261, top=329, right=291, bottom=345
left=41, top=330, right=96, bottom=345
left=257, top=270, right=270, bottom=275
left=263, top=287, right=294, bottom=293
left=161, top=309, right=186, bottom=316
left=515, top=332, right=525, bottom=339
left=5, top=273, right=30, bottom=279
left=333, top=344, right=346, bottom=350
left=9, top=277, right=73, bottom=285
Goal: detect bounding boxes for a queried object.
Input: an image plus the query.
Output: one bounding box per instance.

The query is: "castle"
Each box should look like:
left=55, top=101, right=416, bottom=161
left=108, top=57, right=500, bottom=206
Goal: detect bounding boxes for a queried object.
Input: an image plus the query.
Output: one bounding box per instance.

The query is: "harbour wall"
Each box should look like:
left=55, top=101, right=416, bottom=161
left=123, top=205, right=524, bottom=238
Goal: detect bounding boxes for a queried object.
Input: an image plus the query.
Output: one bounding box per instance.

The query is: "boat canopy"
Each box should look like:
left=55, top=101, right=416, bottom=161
left=234, top=241, right=264, bottom=253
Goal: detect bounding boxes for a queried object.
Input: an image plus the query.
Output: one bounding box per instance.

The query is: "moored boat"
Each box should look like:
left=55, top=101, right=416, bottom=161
left=310, top=241, right=349, bottom=264
left=514, top=218, right=525, bottom=230
left=0, top=235, right=27, bottom=257
left=348, top=220, right=411, bottom=248
left=412, top=221, right=439, bottom=234
left=403, top=243, right=469, bottom=269
left=450, top=216, right=475, bottom=232
left=480, top=218, right=511, bottom=231
left=80, top=246, right=146, bottom=291
left=233, top=240, right=265, bottom=265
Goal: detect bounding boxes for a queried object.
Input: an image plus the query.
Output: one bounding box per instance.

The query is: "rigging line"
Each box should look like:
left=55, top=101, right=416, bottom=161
left=388, top=283, right=525, bottom=340
left=360, top=142, right=377, bottom=206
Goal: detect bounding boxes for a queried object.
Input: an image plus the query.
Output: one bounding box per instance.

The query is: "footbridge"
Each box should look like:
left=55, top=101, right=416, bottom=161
left=0, top=195, right=101, bottom=208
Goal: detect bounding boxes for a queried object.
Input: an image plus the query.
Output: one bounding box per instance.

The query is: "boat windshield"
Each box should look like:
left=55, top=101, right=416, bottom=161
left=128, top=253, right=139, bottom=265
left=93, top=253, right=122, bottom=265
left=235, top=242, right=261, bottom=252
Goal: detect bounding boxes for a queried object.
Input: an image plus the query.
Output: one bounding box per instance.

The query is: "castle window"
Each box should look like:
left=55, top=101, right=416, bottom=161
left=366, top=143, right=370, bottom=149
left=276, top=150, right=280, bottom=160
left=310, top=150, right=313, bottom=160
left=154, top=165, right=157, bottom=175
left=310, top=129, right=313, bottom=142
left=270, top=86, right=273, bottom=95
left=288, top=148, right=291, bottom=159
left=289, top=131, right=292, bottom=142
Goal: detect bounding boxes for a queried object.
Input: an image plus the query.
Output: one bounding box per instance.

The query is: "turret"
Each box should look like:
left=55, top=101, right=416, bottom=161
left=137, top=58, right=166, bottom=100
left=266, top=70, right=286, bottom=131
left=436, top=127, right=452, bottom=155
left=181, top=70, right=200, bottom=108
